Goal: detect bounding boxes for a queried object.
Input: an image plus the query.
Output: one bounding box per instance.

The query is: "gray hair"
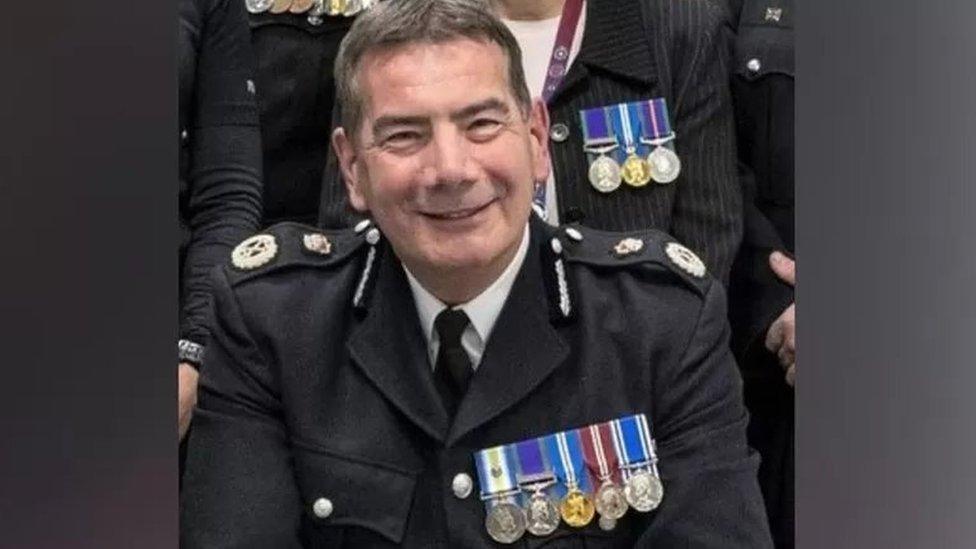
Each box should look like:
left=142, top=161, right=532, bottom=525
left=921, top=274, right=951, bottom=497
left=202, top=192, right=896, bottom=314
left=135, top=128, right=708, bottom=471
left=334, top=0, right=532, bottom=137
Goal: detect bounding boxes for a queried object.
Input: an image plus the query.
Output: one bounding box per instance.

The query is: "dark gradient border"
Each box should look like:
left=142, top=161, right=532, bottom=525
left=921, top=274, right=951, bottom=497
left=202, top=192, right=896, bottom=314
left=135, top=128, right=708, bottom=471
left=798, top=0, right=976, bottom=546
left=4, top=0, right=976, bottom=546
left=0, top=0, right=177, bottom=547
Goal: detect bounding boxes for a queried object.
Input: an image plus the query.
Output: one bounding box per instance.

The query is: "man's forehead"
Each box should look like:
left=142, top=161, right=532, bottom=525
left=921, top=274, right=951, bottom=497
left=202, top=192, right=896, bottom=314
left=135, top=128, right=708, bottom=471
left=356, top=38, right=514, bottom=113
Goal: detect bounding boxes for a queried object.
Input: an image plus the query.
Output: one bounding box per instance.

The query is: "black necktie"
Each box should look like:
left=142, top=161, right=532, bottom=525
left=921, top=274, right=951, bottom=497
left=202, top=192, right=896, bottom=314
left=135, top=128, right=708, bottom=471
left=434, top=308, right=473, bottom=414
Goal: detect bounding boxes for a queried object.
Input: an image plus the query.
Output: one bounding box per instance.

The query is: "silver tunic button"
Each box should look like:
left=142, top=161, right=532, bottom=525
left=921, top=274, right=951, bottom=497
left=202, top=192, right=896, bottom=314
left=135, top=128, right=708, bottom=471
left=747, top=58, right=762, bottom=73
left=550, top=237, right=563, bottom=255
left=452, top=473, right=473, bottom=499
left=312, top=497, right=334, bottom=519
left=564, top=227, right=583, bottom=242
left=365, top=227, right=381, bottom=245
left=549, top=123, right=570, bottom=143
left=354, top=219, right=372, bottom=234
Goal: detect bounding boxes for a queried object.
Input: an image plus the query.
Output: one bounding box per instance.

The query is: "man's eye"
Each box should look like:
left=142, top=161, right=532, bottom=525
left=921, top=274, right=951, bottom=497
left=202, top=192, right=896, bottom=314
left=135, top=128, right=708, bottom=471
left=468, top=119, right=502, bottom=137
left=382, top=131, right=422, bottom=148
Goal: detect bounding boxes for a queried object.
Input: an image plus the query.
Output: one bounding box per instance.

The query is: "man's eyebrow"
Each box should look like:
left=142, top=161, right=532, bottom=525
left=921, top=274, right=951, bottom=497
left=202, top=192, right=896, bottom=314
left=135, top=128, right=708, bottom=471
left=450, top=98, right=511, bottom=122
left=371, top=115, right=429, bottom=136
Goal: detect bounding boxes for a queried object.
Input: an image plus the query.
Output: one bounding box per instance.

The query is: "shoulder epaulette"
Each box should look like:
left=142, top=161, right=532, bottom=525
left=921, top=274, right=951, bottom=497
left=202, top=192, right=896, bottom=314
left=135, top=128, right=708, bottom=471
left=225, top=220, right=373, bottom=286
left=555, top=224, right=711, bottom=296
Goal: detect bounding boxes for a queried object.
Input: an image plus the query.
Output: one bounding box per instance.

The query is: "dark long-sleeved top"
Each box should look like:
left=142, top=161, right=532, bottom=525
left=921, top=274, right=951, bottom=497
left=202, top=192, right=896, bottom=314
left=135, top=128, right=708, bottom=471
left=179, top=0, right=263, bottom=348
left=248, top=10, right=354, bottom=226
left=721, top=0, right=795, bottom=546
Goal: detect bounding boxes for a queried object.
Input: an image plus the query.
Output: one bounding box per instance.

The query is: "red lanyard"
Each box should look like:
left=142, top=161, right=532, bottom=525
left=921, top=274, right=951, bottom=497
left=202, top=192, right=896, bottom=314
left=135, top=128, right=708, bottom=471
left=541, top=0, right=584, bottom=104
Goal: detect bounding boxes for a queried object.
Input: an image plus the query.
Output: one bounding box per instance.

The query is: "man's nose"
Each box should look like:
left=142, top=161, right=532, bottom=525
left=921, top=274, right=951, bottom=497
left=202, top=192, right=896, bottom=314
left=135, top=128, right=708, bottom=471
left=428, top=127, right=474, bottom=186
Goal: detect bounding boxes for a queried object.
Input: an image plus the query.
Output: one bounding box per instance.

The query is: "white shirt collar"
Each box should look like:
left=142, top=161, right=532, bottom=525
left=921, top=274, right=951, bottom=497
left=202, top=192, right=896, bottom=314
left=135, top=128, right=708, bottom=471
left=404, top=223, right=531, bottom=368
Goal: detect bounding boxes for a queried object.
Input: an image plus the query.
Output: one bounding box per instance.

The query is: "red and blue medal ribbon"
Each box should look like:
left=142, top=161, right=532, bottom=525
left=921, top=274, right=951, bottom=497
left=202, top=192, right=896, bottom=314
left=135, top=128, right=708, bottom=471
left=579, top=422, right=622, bottom=484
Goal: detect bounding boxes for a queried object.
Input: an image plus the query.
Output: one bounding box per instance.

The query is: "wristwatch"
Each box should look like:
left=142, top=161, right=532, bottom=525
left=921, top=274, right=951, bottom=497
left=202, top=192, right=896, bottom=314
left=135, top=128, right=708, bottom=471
left=178, top=339, right=205, bottom=369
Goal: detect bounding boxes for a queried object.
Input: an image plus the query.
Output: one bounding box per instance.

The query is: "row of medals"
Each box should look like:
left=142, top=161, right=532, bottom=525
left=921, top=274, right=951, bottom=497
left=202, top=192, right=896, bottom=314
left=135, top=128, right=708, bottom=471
left=485, top=466, right=664, bottom=544
left=588, top=143, right=681, bottom=194
left=245, top=0, right=373, bottom=17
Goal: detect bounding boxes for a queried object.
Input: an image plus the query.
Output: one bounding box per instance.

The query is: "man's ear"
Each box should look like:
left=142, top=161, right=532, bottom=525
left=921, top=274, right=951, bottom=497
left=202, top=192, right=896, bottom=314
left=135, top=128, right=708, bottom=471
left=332, top=126, right=368, bottom=212
left=527, top=98, right=552, bottom=184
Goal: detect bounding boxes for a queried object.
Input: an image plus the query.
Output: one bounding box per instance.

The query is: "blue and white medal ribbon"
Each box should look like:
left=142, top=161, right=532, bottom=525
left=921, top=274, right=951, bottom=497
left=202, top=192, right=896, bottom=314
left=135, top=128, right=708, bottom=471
left=611, top=414, right=664, bottom=512
left=545, top=431, right=596, bottom=527
left=610, top=103, right=653, bottom=187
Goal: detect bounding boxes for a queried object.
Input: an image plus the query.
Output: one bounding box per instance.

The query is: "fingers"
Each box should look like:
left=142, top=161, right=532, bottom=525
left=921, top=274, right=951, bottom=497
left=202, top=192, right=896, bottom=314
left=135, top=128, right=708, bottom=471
left=785, top=363, right=795, bottom=387
left=769, top=251, right=796, bottom=287
left=766, top=303, right=796, bottom=384
left=179, top=363, right=200, bottom=440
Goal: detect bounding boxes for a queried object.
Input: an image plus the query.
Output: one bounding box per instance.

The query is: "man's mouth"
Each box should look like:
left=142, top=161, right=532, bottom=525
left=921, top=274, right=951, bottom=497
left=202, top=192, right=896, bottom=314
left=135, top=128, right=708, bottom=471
left=420, top=198, right=495, bottom=221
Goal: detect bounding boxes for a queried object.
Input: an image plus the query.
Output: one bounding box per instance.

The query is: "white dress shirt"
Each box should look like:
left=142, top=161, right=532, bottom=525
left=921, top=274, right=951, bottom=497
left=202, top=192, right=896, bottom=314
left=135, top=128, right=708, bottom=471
left=404, top=224, right=531, bottom=370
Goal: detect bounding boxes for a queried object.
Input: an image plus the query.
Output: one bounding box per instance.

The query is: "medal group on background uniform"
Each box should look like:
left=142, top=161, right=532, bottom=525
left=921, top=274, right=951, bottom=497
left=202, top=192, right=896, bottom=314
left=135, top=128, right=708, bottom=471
left=245, top=0, right=373, bottom=23
left=580, top=98, right=682, bottom=194
left=474, top=414, right=664, bottom=544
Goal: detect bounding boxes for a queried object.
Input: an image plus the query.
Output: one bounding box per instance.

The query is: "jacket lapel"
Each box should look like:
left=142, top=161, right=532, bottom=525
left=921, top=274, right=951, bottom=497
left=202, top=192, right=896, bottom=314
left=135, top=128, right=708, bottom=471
left=346, top=244, right=450, bottom=443
left=447, top=222, right=571, bottom=446
left=555, top=0, right=658, bottom=102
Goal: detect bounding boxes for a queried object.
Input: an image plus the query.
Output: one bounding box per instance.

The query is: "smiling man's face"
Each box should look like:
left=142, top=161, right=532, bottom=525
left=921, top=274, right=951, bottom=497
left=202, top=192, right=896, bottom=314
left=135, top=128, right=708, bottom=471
left=333, top=37, right=549, bottom=282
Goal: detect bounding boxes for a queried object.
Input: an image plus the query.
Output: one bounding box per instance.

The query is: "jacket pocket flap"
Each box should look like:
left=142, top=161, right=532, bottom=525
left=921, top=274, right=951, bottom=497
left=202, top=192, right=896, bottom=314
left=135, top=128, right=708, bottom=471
left=293, top=445, right=417, bottom=544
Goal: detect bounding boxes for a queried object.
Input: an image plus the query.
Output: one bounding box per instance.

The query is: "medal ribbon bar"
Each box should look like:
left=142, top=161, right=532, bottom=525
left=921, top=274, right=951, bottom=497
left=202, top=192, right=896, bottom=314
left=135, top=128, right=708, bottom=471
left=580, top=107, right=617, bottom=148
left=476, top=445, right=520, bottom=500
left=580, top=423, right=621, bottom=483
left=610, top=103, right=642, bottom=154
left=638, top=98, right=674, bottom=142
left=545, top=431, right=590, bottom=495
left=514, top=439, right=555, bottom=487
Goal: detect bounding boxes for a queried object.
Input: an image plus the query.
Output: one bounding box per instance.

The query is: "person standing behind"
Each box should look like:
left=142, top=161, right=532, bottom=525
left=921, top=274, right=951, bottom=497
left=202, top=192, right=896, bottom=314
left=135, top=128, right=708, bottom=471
left=492, top=0, right=743, bottom=283
left=245, top=0, right=377, bottom=226
left=723, top=0, right=796, bottom=546
left=178, top=0, right=263, bottom=442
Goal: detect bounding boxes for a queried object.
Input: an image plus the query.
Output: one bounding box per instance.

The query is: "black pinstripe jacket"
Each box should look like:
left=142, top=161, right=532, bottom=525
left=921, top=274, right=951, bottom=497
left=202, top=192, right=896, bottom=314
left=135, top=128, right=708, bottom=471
left=318, top=0, right=741, bottom=284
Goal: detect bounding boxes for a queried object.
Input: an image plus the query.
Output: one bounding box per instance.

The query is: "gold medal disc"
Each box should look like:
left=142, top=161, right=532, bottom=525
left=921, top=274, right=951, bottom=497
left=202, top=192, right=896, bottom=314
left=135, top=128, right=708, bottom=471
left=559, top=489, right=596, bottom=527
left=288, top=0, right=315, bottom=13
left=268, top=0, right=293, bottom=14
left=621, top=153, right=652, bottom=187
left=326, top=0, right=347, bottom=15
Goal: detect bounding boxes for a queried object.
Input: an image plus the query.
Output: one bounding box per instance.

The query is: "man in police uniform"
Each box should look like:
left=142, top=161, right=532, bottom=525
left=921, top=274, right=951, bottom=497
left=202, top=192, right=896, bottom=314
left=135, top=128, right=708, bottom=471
left=180, top=1, right=772, bottom=546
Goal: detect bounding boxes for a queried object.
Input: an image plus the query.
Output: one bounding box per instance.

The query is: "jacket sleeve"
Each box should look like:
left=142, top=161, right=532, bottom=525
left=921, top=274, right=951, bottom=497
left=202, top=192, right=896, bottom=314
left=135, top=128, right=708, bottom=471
left=638, top=279, right=774, bottom=547
left=667, top=0, right=743, bottom=286
left=180, top=268, right=303, bottom=549
left=180, top=0, right=263, bottom=348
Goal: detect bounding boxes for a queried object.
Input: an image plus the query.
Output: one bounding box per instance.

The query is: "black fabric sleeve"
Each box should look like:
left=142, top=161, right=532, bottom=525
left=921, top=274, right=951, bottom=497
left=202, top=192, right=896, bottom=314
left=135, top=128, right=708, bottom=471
left=639, top=279, right=773, bottom=547
left=180, top=0, right=263, bottom=347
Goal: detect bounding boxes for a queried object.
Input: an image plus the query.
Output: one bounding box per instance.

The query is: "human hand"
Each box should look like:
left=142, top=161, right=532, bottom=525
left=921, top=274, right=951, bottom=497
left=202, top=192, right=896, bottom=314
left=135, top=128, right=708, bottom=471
left=765, top=251, right=795, bottom=386
left=179, top=362, right=199, bottom=440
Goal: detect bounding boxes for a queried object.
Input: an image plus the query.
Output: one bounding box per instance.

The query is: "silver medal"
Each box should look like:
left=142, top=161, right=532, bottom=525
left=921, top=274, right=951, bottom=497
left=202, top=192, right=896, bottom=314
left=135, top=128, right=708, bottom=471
left=245, top=0, right=273, bottom=13
left=594, top=481, right=629, bottom=520
left=485, top=498, right=527, bottom=544
left=647, top=146, right=681, bottom=184
left=624, top=469, right=664, bottom=512
left=598, top=515, right=617, bottom=531
left=524, top=490, right=560, bottom=537
left=588, top=154, right=622, bottom=193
